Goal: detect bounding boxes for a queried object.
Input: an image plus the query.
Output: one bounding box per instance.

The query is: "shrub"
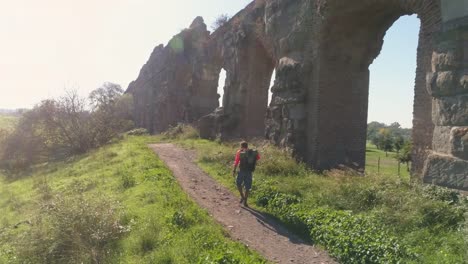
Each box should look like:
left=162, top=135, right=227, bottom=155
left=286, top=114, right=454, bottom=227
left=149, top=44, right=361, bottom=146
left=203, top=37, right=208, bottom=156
left=121, top=174, right=136, bottom=189
left=255, top=184, right=300, bottom=209
left=137, top=232, right=158, bottom=254
left=422, top=184, right=461, bottom=205
left=331, top=183, right=382, bottom=212
left=126, top=128, right=149, bottom=136
left=211, top=14, right=230, bottom=31
left=15, top=194, right=127, bottom=264
left=255, top=185, right=413, bottom=263
left=304, top=209, right=413, bottom=263
left=163, top=124, right=199, bottom=140
left=418, top=201, right=466, bottom=230
left=198, top=148, right=233, bottom=166
left=171, top=211, right=193, bottom=229
left=256, top=145, right=309, bottom=176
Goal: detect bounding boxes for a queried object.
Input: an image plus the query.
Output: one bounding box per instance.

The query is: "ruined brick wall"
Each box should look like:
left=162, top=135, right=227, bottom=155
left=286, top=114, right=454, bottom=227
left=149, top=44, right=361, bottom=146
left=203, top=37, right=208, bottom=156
left=127, top=0, right=468, bottom=190
left=127, top=17, right=218, bottom=133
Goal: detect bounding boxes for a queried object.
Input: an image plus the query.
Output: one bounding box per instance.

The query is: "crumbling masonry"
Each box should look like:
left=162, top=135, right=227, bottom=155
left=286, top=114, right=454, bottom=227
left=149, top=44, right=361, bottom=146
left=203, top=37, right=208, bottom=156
left=126, top=0, right=468, bottom=190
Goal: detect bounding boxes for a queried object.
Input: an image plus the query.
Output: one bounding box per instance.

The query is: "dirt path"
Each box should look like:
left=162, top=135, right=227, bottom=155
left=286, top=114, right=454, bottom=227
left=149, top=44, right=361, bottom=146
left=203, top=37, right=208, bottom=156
left=150, top=143, right=336, bottom=264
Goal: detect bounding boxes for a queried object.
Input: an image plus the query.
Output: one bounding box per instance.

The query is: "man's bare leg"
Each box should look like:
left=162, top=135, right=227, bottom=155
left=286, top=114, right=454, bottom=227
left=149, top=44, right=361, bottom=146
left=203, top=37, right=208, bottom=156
left=243, top=190, right=249, bottom=207
left=237, top=186, right=245, bottom=203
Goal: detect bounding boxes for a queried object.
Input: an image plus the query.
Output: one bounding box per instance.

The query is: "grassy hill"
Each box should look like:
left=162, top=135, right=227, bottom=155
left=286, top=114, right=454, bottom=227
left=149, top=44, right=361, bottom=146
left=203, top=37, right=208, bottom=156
left=0, top=136, right=265, bottom=263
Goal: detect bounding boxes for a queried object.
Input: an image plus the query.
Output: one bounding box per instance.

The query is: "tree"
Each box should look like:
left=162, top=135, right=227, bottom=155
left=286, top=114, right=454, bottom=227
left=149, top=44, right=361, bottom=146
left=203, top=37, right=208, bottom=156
left=375, top=128, right=394, bottom=156
left=56, top=90, right=95, bottom=154
left=368, top=121, right=412, bottom=143
left=396, top=141, right=412, bottom=172
left=394, top=135, right=405, bottom=154
left=0, top=128, right=11, bottom=165
left=0, top=84, right=134, bottom=171
left=389, top=122, right=401, bottom=130
left=211, top=14, right=230, bottom=31
left=0, top=128, right=8, bottom=145
left=89, top=82, right=124, bottom=111
left=88, top=83, right=134, bottom=146
left=367, top=121, right=386, bottom=143
left=0, top=106, right=51, bottom=170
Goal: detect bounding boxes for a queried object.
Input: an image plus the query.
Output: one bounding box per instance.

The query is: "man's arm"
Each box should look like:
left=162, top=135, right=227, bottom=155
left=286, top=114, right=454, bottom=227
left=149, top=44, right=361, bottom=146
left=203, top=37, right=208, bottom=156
left=233, top=150, right=240, bottom=176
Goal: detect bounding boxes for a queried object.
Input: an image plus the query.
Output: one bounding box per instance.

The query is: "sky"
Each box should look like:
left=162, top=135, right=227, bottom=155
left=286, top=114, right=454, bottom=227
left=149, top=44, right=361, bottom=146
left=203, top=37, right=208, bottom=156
left=368, top=15, right=420, bottom=128
left=1, top=1, right=419, bottom=128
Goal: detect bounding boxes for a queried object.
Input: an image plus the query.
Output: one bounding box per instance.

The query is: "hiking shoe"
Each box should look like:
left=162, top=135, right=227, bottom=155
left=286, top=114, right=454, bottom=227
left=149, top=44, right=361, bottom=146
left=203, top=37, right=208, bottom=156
left=239, top=198, right=244, bottom=204
left=243, top=201, right=249, bottom=207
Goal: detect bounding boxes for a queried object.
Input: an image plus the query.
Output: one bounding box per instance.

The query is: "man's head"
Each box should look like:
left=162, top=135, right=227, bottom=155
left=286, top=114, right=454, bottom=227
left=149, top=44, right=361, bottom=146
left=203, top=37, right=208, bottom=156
left=240, top=141, right=248, bottom=150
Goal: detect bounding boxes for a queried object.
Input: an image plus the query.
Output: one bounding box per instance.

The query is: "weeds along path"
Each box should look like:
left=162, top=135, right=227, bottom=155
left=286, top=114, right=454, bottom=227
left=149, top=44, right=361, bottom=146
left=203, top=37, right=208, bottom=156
left=150, top=143, right=335, bottom=264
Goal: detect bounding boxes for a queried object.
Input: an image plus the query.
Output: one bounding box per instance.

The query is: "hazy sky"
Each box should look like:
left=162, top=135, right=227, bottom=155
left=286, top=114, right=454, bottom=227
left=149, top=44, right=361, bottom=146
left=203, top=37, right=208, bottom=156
left=1, top=1, right=419, bottom=128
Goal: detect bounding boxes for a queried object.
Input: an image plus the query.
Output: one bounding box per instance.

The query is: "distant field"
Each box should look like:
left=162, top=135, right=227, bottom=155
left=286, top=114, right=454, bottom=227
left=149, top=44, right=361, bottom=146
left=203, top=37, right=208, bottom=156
left=365, top=142, right=410, bottom=179
left=0, top=114, right=18, bottom=130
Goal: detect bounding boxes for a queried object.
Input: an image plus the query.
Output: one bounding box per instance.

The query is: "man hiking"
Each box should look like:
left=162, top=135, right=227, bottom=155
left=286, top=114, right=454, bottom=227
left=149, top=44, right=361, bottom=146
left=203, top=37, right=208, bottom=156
left=232, top=141, right=260, bottom=207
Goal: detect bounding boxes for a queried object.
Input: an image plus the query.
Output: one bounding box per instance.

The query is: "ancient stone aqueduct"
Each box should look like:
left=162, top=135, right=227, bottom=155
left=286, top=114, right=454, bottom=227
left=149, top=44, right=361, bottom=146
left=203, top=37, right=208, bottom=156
left=126, top=0, right=468, bottom=190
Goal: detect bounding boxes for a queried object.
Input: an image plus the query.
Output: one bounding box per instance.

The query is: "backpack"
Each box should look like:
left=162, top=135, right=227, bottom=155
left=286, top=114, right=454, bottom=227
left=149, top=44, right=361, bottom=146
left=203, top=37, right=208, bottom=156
left=239, top=149, right=258, bottom=172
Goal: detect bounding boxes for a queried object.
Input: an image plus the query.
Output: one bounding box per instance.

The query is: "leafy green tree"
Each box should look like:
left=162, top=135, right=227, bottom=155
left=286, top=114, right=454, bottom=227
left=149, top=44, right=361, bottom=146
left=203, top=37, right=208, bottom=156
left=397, top=141, right=412, bottom=171
left=394, top=135, right=405, bottom=154
left=89, top=82, right=124, bottom=110
left=375, top=128, right=394, bottom=156
left=389, top=122, right=401, bottom=130
left=89, top=83, right=134, bottom=146
left=368, top=122, right=412, bottom=144
left=367, top=121, right=386, bottom=143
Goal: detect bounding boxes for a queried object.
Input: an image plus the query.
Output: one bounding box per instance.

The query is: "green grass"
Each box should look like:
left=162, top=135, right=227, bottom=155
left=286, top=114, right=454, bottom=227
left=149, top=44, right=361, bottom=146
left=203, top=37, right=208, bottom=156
left=171, top=136, right=468, bottom=264
left=365, top=142, right=410, bottom=178
left=0, top=114, right=18, bottom=131
left=0, top=136, right=267, bottom=263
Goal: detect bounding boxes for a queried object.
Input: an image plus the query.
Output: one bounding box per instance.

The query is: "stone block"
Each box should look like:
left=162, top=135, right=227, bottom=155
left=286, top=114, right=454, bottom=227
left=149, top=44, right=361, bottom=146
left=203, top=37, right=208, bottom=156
left=428, top=70, right=468, bottom=96
left=433, top=126, right=468, bottom=159
left=423, top=153, right=468, bottom=191
left=460, top=74, right=468, bottom=90
left=432, top=50, right=461, bottom=71
left=432, top=126, right=452, bottom=153
left=433, top=94, right=468, bottom=126
left=452, top=127, right=468, bottom=159
left=437, top=71, right=457, bottom=93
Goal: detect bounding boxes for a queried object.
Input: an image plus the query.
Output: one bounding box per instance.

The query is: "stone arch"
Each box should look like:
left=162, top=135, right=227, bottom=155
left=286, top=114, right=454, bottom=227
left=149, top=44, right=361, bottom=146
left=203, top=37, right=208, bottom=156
left=128, top=0, right=467, bottom=189
left=201, top=1, right=277, bottom=139
left=220, top=37, right=276, bottom=138
left=305, top=0, right=441, bottom=173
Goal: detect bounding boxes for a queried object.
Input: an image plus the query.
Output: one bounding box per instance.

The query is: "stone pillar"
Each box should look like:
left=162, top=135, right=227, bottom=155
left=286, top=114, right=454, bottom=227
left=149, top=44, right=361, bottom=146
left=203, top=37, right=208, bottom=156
left=422, top=0, right=468, bottom=190
left=265, top=57, right=308, bottom=158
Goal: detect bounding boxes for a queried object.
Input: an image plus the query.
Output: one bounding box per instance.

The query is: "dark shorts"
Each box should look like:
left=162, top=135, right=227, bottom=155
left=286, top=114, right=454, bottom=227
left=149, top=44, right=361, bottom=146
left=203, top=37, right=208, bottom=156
left=236, top=170, right=253, bottom=190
